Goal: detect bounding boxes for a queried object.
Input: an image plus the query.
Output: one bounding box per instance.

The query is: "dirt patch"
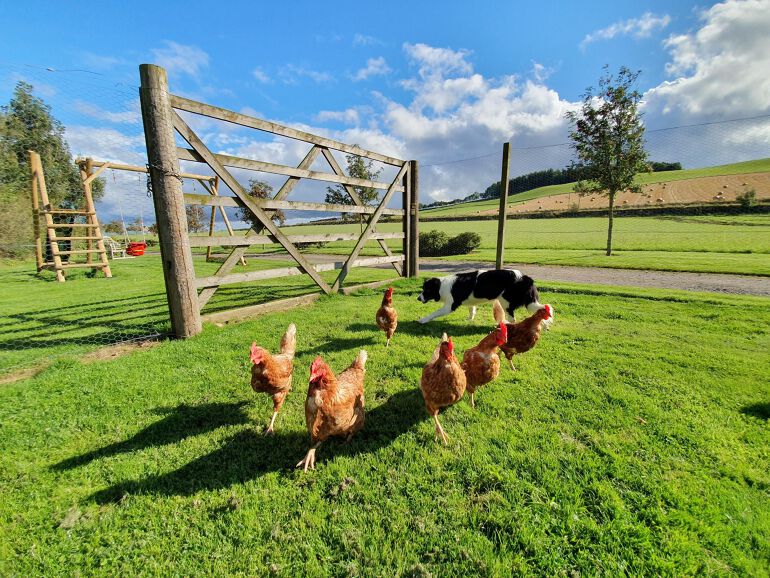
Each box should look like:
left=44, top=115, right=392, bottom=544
left=80, top=340, right=160, bottom=363
left=0, top=365, right=48, bottom=386
left=474, top=172, right=770, bottom=216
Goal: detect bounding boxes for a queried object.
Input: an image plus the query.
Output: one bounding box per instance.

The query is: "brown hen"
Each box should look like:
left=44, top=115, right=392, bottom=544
left=296, top=350, right=367, bottom=472
left=375, top=286, right=398, bottom=346
left=420, top=334, right=466, bottom=445
left=461, top=321, right=507, bottom=408
left=249, top=323, right=296, bottom=435
left=493, top=300, right=553, bottom=370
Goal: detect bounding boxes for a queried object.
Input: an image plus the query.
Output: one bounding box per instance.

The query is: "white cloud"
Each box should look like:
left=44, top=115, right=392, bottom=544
left=581, top=12, right=671, bottom=48
left=279, top=64, right=334, bottom=84
left=353, top=57, right=392, bottom=81
left=353, top=33, right=383, bottom=46
left=403, top=43, right=473, bottom=79
left=643, top=0, right=770, bottom=121
left=252, top=67, right=271, bottom=84
left=150, top=41, right=209, bottom=77
left=74, top=100, right=141, bottom=124
left=316, top=108, right=361, bottom=125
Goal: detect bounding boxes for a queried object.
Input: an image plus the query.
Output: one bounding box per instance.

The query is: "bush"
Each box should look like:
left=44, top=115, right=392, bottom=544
left=419, top=230, right=450, bottom=257
left=419, top=230, right=481, bottom=257
left=736, top=189, right=757, bottom=208
left=451, top=231, right=482, bottom=254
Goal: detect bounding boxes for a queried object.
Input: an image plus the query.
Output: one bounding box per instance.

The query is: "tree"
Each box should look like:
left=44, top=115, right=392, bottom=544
left=1, top=82, right=103, bottom=208
left=325, top=151, right=382, bottom=230
left=565, top=66, right=649, bottom=255
left=237, top=179, right=285, bottom=228
left=1, top=82, right=105, bottom=257
left=103, top=220, right=125, bottom=235
left=186, top=205, right=207, bottom=233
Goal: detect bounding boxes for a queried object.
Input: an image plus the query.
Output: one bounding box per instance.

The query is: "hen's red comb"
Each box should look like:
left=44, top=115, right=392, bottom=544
left=498, top=321, right=508, bottom=341
left=250, top=343, right=263, bottom=365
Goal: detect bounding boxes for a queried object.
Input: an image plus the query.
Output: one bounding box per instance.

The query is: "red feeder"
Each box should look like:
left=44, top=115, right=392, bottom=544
left=126, top=241, right=147, bottom=256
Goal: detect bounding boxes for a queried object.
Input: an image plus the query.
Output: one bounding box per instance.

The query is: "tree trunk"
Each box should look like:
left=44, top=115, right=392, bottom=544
left=606, top=191, right=615, bottom=256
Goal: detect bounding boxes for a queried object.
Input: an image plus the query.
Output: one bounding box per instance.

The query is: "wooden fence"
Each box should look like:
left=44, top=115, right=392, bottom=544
left=138, top=64, right=419, bottom=338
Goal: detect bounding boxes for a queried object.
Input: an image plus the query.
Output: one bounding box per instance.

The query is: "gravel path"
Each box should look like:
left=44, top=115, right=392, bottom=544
left=213, top=252, right=770, bottom=297
left=419, top=259, right=770, bottom=297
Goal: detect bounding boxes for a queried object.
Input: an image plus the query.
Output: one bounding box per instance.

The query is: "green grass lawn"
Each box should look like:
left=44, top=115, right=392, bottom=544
left=421, top=158, right=770, bottom=217
left=1, top=278, right=769, bottom=575
left=0, top=253, right=396, bottom=374
left=279, top=214, right=770, bottom=276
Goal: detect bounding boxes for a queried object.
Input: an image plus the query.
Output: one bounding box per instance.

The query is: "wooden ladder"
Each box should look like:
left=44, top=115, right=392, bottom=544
left=29, top=151, right=112, bottom=282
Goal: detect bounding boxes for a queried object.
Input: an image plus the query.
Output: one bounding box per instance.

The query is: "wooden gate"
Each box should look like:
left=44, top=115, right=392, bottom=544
left=139, top=64, right=418, bottom=338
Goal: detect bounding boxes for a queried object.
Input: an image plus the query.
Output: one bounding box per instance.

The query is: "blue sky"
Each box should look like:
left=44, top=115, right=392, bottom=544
left=2, top=0, right=769, bottom=222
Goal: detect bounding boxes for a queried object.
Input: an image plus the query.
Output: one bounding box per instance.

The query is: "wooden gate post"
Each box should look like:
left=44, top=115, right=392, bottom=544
left=409, top=160, right=419, bottom=277
left=139, top=64, right=202, bottom=338
left=495, top=142, right=511, bottom=270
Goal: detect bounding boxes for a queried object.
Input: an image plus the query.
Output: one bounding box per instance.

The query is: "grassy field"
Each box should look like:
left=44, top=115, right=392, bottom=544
left=0, top=254, right=396, bottom=374
left=278, top=214, right=770, bottom=276
left=421, top=158, right=770, bottom=217
left=1, top=278, right=769, bottom=575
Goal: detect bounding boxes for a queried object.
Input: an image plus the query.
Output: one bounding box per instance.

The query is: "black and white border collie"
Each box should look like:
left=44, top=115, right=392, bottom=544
left=417, top=269, right=551, bottom=325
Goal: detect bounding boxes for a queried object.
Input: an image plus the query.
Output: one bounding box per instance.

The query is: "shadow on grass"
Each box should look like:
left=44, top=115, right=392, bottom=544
left=346, top=320, right=499, bottom=339
left=89, top=389, right=425, bottom=502
left=52, top=402, right=251, bottom=471
left=740, top=402, right=770, bottom=420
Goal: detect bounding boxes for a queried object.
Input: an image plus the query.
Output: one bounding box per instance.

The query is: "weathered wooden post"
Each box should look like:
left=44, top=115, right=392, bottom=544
left=495, top=142, right=511, bottom=270
left=401, top=162, right=411, bottom=277
left=409, top=159, right=419, bottom=277
left=139, top=64, right=202, bottom=338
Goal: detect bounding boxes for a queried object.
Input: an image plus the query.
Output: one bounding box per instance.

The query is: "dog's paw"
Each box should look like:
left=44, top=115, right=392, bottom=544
left=418, top=317, right=429, bottom=324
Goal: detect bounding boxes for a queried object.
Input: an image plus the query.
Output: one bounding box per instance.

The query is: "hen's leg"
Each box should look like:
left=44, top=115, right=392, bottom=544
left=296, top=441, right=322, bottom=472
left=470, top=392, right=476, bottom=409
left=433, top=414, right=449, bottom=445
left=265, top=411, right=278, bottom=435
left=468, top=306, right=477, bottom=322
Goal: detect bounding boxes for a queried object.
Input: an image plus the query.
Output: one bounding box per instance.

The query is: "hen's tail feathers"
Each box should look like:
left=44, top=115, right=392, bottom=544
left=280, top=323, right=297, bottom=358
left=352, top=350, right=368, bottom=370
left=492, top=300, right=506, bottom=323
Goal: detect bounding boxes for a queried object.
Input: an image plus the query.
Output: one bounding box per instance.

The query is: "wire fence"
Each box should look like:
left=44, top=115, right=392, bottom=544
left=1, top=63, right=768, bottom=374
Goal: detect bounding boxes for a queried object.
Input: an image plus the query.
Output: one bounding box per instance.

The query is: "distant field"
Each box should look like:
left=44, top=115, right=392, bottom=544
left=276, top=214, right=770, bottom=276
left=421, top=158, right=770, bottom=217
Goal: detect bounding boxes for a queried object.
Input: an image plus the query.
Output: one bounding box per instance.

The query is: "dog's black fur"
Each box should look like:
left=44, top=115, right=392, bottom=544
left=417, top=269, right=543, bottom=323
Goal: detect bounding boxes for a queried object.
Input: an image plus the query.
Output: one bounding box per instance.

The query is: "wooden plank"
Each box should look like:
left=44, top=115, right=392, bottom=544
left=199, top=177, right=246, bottom=266
left=495, top=142, right=510, bottom=270
left=196, top=145, right=322, bottom=308
left=78, top=158, right=214, bottom=181
left=80, top=157, right=112, bottom=274
left=29, top=152, right=44, bottom=272
left=195, top=255, right=404, bottom=289
left=200, top=277, right=398, bottom=325
left=171, top=94, right=405, bottom=166
left=320, top=147, right=403, bottom=276
left=409, top=160, right=420, bottom=277
left=171, top=109, right=333, bottom=295
left=332, top=162, right=409, bottom=292
left=140, top=63, right=202, bottom=338
left=178, top=148, right=404, bottom=192
left=29, top=151, right=65, bottom=282
left=182, top=192, right=404, bottom=215
left=189, top=231, right=404, bottom=248
left=402, top=163, right=411, bottom=277
left=46, top=223, right=98, bottom=228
